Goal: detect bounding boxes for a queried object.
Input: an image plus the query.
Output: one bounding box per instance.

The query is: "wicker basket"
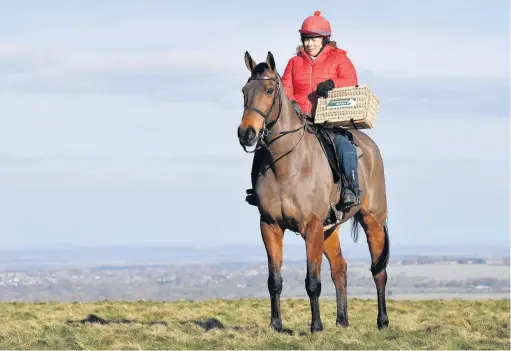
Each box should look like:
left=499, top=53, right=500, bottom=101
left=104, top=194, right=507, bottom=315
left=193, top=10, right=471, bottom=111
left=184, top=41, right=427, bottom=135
left=314, top=85, right=380, bottom=129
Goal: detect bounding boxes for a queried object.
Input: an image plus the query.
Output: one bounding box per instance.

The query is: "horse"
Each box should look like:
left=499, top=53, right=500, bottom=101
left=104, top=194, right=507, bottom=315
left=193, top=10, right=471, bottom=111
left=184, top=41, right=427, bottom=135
left=237, top=51, right=390, bottom=333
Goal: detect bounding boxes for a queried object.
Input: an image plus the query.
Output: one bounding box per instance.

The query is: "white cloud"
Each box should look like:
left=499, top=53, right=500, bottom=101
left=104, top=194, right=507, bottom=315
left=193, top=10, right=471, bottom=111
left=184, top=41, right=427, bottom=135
left=1, top=10, right=507, bottom=97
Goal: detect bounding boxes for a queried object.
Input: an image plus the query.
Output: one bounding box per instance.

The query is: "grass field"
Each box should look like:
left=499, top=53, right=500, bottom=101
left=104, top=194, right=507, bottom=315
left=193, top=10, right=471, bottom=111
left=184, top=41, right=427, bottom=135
left=0, top=298, right=509, bottom=350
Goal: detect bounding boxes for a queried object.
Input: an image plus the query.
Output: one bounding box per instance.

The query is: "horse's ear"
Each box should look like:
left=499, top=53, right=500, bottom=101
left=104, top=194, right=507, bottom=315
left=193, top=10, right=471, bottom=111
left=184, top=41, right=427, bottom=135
left=244, top=51, right=256, bottom=72
left=266, top=51, right=276, bottom=71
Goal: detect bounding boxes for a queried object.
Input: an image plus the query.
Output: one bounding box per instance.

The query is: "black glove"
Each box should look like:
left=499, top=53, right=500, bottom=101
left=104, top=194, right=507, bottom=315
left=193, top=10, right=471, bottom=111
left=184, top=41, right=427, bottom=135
left=290, top=100, right=302, bottom=116
left=317, top=79, right=335, bottom=98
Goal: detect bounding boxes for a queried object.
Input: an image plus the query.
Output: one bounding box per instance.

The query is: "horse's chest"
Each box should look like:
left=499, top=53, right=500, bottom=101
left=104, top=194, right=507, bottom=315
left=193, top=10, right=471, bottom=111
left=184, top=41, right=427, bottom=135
left=280, top=195, right=306, bottom=226
left=258, top=181, right=308, bottom=225
left=256, top=164, right=328, bottom=230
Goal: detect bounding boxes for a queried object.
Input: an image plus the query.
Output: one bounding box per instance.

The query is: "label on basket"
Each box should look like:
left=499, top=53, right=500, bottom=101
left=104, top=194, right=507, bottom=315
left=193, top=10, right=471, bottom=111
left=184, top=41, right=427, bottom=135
left=326, top=97, right=357, bottom=108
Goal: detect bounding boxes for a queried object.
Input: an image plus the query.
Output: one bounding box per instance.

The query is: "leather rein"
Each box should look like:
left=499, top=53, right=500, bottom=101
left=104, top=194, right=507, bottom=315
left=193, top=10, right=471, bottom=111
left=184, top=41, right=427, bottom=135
left=241, top=75, right=307, bottom=155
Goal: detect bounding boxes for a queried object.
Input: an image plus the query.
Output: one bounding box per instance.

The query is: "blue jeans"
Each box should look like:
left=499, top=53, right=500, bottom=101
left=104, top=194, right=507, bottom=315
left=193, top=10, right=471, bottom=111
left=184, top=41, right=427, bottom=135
left=333, top=131, right=360, bottom=196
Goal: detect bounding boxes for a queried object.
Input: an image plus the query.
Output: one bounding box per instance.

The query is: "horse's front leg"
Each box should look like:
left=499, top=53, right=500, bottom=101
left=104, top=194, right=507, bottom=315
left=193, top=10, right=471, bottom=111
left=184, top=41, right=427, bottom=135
left=305, top=215, right=325, bottom=333
left=261, top=217, right=284, bottom=332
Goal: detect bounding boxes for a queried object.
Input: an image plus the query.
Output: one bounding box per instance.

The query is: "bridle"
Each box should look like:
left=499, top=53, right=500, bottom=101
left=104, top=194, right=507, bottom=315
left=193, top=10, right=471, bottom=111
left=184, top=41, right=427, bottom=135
left=241, top=75, right=306, bottom=154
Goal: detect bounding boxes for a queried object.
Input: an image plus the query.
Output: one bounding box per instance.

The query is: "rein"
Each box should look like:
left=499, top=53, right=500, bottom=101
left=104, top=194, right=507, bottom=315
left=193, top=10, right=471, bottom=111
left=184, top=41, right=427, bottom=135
left=242, top=75, right=307, bottom=155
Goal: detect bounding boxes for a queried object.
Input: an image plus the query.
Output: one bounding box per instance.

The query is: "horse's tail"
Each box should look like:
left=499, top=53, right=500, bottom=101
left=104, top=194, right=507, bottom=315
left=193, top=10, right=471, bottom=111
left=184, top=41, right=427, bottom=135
left=350, top=211, right=363, bottom=243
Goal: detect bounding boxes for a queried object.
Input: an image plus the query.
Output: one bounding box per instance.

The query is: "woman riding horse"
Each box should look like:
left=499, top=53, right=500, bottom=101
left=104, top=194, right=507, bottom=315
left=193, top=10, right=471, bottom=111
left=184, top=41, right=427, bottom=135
left=245, top=10, right=361, bottom=211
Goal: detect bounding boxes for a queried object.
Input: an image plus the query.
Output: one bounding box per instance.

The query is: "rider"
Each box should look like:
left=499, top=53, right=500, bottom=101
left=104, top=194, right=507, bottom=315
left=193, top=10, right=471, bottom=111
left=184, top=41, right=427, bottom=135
left=245, top=10, right=361, bottom=211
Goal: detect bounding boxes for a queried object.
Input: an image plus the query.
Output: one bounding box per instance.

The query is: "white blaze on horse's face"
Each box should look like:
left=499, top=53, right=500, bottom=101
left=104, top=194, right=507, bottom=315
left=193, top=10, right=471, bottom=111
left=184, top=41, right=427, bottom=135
left=303, top=37, right=323, bottom=57
left=239, top=79, right=275, bottom=145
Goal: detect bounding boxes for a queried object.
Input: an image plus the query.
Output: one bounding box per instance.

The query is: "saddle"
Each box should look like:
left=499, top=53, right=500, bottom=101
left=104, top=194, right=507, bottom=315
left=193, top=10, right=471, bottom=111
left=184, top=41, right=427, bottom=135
left=305, top=120, right=363, bottom=185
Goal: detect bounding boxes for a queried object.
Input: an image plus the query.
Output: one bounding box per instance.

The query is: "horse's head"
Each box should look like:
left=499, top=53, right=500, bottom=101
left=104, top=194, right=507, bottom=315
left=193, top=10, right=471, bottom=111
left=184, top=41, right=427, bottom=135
left=237, top=51, right=282, bottom=149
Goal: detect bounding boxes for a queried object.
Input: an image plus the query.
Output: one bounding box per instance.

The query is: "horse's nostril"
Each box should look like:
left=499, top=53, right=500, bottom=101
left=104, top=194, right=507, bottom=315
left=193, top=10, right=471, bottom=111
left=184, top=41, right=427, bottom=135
left=238, top=125, right=258, bottom=146
left=238, top=126, right=245, bottom=139
left=246, top=126, right=256, bottom=139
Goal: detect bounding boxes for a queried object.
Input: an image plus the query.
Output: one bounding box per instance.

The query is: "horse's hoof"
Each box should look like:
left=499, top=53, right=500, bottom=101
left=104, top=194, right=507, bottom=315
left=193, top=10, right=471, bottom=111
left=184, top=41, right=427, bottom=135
left=377, top=316, right=389, bottom=330
left=270, top=319, right=282, bottom=332
left=310, top=320, right=323, bottom=333
left=336, top=318, right=349, bottom=328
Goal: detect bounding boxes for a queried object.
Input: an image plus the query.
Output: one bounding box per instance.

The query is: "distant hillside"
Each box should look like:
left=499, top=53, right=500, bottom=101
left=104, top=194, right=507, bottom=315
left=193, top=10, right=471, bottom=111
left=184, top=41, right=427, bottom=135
left=0, top=243, right=508, bottom=270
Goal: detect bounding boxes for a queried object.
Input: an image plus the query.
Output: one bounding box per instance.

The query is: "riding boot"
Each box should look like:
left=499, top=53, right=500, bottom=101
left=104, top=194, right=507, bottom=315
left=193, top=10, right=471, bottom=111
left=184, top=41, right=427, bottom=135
left=245, top=148, right=264, bottom=206
left=340, top=183, right=361, bottom=211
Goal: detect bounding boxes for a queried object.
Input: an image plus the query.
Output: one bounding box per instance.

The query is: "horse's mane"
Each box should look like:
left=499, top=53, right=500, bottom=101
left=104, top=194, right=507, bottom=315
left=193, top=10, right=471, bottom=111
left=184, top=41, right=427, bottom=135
left=251, top=62, right=270, bottom=77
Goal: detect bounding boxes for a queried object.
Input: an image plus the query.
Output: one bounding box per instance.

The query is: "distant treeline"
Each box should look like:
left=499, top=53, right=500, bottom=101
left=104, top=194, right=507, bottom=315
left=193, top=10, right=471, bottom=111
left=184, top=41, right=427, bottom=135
left=396, top=256, right=509, bottom=265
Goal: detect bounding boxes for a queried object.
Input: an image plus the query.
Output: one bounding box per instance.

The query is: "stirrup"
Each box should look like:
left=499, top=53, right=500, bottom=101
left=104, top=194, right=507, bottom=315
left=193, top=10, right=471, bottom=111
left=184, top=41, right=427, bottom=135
left=324, top=204, right=343, bottom=229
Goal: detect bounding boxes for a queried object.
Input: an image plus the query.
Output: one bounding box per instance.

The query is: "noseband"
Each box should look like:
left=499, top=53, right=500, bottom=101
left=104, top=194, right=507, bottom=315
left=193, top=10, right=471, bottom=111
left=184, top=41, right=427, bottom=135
left=242, top=75, right=306, bottom=154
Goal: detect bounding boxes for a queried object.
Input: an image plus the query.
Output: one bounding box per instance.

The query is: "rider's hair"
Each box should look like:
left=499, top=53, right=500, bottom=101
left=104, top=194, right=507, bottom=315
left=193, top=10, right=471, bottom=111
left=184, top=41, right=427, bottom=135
left=300, top=34, right=330, bottom=45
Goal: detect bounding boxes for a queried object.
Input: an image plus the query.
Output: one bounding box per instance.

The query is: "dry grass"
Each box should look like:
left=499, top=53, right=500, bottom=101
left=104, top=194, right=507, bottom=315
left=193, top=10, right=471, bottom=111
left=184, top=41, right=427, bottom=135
left=0, top=298, right=509, bottom=350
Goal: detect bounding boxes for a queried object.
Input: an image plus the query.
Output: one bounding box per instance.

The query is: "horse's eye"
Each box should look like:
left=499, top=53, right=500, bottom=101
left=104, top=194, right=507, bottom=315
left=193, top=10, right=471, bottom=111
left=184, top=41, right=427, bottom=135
left=265, top=88, right=274, bottom=95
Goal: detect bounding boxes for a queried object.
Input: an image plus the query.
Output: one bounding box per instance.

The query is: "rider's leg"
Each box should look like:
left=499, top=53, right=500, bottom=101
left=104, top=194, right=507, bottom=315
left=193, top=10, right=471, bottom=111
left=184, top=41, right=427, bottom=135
left=333, top=130, right=361, bottom=210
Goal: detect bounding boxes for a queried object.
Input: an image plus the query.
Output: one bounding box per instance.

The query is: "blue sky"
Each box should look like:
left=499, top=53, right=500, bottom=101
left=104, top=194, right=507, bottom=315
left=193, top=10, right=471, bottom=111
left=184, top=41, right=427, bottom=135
left=0, top=0, right=509, bottom=253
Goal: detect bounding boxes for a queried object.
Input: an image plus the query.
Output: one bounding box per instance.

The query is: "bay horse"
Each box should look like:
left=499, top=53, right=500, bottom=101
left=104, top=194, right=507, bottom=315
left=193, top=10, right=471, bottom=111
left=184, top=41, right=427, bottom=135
left=237, top=51, right=390, bottom=333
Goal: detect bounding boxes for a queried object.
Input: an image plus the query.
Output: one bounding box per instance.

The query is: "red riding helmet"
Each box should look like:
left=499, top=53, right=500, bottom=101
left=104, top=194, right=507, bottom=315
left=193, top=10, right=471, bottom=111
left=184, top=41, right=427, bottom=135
left=299, top=10, right=332, bottom=37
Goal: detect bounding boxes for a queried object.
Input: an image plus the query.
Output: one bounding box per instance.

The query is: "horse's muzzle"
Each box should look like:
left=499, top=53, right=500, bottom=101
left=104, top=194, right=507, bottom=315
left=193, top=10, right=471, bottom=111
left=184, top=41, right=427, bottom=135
left=238, top=125, right=258, bottom=147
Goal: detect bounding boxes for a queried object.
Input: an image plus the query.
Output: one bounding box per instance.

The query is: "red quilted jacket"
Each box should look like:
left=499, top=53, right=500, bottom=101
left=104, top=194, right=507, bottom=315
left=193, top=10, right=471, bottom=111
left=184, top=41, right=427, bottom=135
left=282, top=41, right=358, bottom=116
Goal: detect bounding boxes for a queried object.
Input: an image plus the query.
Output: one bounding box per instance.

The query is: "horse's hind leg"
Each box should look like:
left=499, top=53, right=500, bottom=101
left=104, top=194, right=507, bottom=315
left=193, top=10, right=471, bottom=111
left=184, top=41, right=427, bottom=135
left=357, top=208, right=390, bottom=329
left=323, top=226, right=349, bottom=327
left=261, top=218, right=284, bottom=332
left=305, top=215, right=325, bottom=333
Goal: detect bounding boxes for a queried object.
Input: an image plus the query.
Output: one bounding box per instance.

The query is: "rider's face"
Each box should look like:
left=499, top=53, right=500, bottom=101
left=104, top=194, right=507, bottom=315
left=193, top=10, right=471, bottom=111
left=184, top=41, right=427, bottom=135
left=303, top=37, right=323, bottom=57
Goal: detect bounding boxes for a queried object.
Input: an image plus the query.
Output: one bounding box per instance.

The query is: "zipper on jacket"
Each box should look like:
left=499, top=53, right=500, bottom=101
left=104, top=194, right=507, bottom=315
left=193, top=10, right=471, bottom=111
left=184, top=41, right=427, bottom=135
left=309, top=59, right=315, bottom=114
left=305, top=47, right=327, bottom=114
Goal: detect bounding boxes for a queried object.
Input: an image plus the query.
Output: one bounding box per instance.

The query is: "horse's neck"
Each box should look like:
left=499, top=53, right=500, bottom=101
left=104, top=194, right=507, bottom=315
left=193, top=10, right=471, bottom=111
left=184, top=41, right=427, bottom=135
left=265, top=101, right=311, bottom=177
